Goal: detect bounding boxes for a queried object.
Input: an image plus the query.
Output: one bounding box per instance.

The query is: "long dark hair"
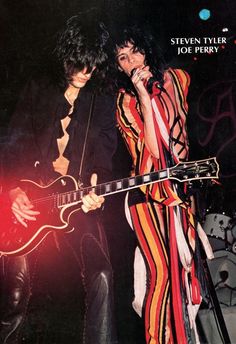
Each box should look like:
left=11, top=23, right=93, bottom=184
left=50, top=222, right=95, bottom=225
left=52, top=14, right=111, bottom=92
left=110, top=24, right=167, bottom=93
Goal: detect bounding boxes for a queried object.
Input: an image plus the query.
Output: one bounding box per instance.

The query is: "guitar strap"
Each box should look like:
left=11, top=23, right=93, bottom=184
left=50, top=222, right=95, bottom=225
left=78, top=92, right=96, bottom=187
left=52, top=92, right=96, bottom=251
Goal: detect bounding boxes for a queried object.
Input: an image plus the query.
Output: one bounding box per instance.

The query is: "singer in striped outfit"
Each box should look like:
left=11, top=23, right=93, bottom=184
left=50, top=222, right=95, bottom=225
left=111, top=25, right=211, bottom=344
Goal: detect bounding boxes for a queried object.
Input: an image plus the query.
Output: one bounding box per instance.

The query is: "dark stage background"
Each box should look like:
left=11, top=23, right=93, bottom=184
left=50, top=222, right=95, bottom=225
left=0, top=1, right=235, bottom=343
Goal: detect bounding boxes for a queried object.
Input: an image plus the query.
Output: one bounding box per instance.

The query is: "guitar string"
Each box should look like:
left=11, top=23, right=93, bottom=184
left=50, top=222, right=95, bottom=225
left=31, top=170, right=162, bottom=206
left=30, top=161, right=214, bottom=206
left=32, top=167, right=212, bottom=206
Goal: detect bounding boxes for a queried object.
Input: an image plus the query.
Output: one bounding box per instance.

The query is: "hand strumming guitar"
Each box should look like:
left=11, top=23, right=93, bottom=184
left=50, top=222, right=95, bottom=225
left=9, top=187, right=40, bottom=227
left=9, top=173, right=104, bottom=226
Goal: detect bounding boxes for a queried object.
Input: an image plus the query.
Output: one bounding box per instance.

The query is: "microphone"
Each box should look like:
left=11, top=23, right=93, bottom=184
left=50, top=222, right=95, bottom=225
left=130, top=68, right=165, bottom=94
left=130, top=68, right=164, bottom=94
left=147, top=77, right=164, bottom=94
left=130, top=68, right=137, bottom=77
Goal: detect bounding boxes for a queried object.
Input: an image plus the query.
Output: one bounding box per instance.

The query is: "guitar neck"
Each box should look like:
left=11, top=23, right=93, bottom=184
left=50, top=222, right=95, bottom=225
left=86, top=169, right=168, bottom=197
left=53, top=157, right=218, bottom=208
left=57, top=169, right=168, bottom=207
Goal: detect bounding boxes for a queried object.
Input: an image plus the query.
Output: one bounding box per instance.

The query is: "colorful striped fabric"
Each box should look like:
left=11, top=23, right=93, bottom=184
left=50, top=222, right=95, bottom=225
left=116, top=68, right=201, bottom=343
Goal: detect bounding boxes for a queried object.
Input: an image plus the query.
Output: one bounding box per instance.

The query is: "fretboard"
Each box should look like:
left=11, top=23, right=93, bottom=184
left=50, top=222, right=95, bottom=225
left=56, top=169, right=169, bottom=207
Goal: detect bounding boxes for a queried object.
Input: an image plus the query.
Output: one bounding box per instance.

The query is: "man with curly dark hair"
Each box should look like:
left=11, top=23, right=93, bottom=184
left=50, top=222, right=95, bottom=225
left=1, top=14, right=117, bottom=344
left=110, top=24, right=213, bottom=344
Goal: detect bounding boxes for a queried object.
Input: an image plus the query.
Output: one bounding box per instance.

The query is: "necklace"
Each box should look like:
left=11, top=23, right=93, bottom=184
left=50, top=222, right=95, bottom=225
left=65, top=92, right=75, bottom=106
left=64, top=87, right=80, bottom=106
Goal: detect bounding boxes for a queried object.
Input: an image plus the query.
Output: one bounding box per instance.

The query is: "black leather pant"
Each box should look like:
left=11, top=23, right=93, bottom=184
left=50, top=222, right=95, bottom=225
left=0, top=256, right=30, bottom=344
left=0, top=210, right=117, bottom=344
left=67, top=210, right=117, bottom=344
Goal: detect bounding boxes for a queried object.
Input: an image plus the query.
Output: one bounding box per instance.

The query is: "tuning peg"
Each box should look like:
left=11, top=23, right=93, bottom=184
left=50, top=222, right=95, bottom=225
left=199, top=179, right=204, bottom=186
left=187, top=181, right=193, bottom=189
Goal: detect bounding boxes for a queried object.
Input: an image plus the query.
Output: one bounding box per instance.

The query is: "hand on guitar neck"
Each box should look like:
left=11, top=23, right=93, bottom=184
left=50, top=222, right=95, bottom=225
left=81, top=173, right=104, bottom=213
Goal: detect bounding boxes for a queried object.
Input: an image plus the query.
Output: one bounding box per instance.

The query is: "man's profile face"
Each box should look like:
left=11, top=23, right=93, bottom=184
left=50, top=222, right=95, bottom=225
left=68, top=66, right=96, bottom=89
left=116, top=42, right=145, bottom=76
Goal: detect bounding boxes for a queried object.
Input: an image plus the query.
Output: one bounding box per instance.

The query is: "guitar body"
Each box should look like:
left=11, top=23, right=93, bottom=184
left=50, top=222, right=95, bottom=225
left=0, top=175, right=80, bottom=256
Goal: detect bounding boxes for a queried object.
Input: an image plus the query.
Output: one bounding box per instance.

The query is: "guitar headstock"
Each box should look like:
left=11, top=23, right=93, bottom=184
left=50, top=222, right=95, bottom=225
left=169, top=157, right=219, bottom=182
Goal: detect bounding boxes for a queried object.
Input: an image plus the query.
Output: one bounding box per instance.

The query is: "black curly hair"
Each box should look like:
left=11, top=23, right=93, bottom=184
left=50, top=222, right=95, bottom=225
left=110, top=24, right=167, bottom=93
left=53, top=14, right=110, bottom=91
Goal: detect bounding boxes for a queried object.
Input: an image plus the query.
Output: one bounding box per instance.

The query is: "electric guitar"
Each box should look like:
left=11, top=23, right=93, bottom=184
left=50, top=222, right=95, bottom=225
left=0, top=157, right=219, bottom=256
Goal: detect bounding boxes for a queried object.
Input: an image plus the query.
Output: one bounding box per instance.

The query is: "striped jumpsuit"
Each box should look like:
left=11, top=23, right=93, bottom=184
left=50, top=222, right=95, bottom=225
left=116, top=68, right=201, bottom=344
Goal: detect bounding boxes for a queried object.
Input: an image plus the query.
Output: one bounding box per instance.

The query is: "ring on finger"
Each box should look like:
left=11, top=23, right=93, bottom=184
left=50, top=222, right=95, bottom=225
left=137, top=73, right=143, bottom=80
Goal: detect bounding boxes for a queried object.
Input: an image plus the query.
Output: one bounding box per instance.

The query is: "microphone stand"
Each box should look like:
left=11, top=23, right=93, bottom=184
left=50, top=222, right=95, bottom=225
left=202, top=257, right=231, bottom=343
